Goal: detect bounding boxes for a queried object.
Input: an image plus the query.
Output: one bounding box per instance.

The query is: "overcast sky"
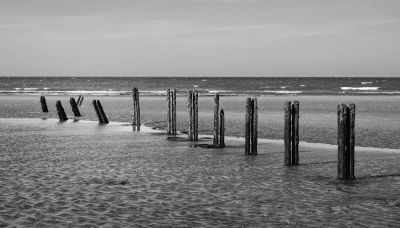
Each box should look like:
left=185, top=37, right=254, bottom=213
left=0, top=0, right=399, bottom=77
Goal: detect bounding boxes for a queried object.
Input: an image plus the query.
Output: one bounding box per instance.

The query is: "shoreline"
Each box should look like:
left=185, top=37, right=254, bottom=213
left=3, top=117, right=398, bottom=153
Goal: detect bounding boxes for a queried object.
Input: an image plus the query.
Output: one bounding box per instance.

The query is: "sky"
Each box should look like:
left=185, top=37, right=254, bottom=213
left=0, top=0, right=399, bottom=77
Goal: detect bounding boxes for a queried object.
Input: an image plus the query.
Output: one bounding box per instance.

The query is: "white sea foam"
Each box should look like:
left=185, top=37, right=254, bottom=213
left=361, top=82, right=373, bottom=85
left=340, top=87, right=379, bottom=91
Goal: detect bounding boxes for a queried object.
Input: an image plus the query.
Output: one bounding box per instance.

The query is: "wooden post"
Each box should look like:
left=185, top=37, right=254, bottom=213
left=284, top=101, right=292, bottom=165
left=348, top=104, right=355, bottom=180
left=188, top=90, right=193, bottom=141
left=40, top=96, right=48, bottom=113
left=78, top=96, right=84, bottom=107
left=55, top=100, right=68, bottom=121
left=292, top=101, right=299, bottom=165
left=172, top=89, right=177, bottom=135
left=167, top=89, right=171, bottom=135
left=136, top=88, right=141, bottom=131
left=96, top=100, right=109, bottom=124
left=251, top=98, right=258, bottom=155
left=132, top=87, right=137, bottom=125
left=132, top=87, right=140, bottom=130
left=213, top=93, right=219, bottom=145
left=69, top=97, right=81, bottom=117
left=337, top=103, right=355, bottom=180
left=77, top=96, right=82, bottom=106
left=194, top=90, right=199, bottom=141
left=92, top=100, right=104, bottom=124
left=219, top=109, right=225, bottom=148
left=245, top=97, right=251, bottom=154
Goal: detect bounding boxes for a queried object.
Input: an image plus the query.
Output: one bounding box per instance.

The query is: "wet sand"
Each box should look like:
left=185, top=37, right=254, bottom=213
left=0, top=118, right=399, bottom=227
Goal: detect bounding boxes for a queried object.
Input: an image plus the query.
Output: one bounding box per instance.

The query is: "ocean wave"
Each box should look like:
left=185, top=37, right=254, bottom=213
left=340, top=87, right=379, bottom=91
left=263, top=90, right=303, bottom=94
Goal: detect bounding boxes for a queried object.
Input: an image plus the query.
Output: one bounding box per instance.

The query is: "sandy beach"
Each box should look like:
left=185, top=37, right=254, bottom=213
left=0, top=116, right=399, bottom=227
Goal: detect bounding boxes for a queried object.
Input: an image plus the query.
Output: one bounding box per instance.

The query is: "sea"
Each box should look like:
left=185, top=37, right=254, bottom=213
left=0, top=76, right=399, bottom=96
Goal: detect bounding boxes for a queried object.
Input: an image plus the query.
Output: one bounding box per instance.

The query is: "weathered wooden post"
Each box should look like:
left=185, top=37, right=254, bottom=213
left=172, top=89, right=177, bottom=135
left=92, top=100, right=104, bottom=124
left=337, top=103, right=355, bottom=180
left=284, top=101, right=300, bottom=165
left=194, top=90, right=199, bottom=141
left=188, top=90, right=194, bottom=141
left=77, top=96, right=82, bottom=106
left=56, top=100, right=68, bottom=121
left=78, top=96, right=84, bottom=107
left=245, top=98, right=251, bottom=154
left=132, top=87, right=140, bottom=130
left=213, top=93, right=220, bottom=145
left=96, top=100, right=109, bottom=124
left=167, top=89, right=171, bottom=135
left=284, top=101, right=292, bottom=165
left=40, top=96, right=48, bottom=113
left=291, top=101, right=299, bottom=165
left=219, top=109, right=225, bottom=148
left=69, top=97, right=81, bottom=117
left=251, top=98, right=258, bottom=155
left=245, top=97, right=258, bottom=155
left=132, top=87, right=137, bottom=125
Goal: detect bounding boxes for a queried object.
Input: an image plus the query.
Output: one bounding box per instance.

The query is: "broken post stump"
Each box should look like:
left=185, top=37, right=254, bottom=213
left=69, top=97, right=81, bottom=117
left=92, top=100, right=104, bottom=124
left=245, top=97, right=257, bottom=155
left=213, top=93, right=219, bottom=145
left=56, top=100, right=68, bottom=121
left=337, top=103, right=355, bottom=180
left=40, top=96, right=48, bottom=113
left=96, top=100, right=109, bottom=124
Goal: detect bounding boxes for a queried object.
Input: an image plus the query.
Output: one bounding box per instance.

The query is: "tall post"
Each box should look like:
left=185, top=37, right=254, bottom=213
left=337, top=103, right=355, bottom=180
left=245, top=98, right=251, bottom=154
left=96, top=100, right=109, bottom=124
left=348, top=104, right=355, bottom=180
left=219, top=109, right=225, bottom=148
left=69, top=97, right=81, bottom=117
left=132, top=87, right=137, bottom=125
left=213, top=93, right=220, bottom=145
left=136, top=88, right=141, bottom=131
left=167, top=89, right=171, bottom=135
left=93, top=100, right=104, bottom=124
left=292, top=101, right=299, bottom=165
left=56, top=100, right=68, bottom=121
left=251, top=98, right=258, bottom=155
left=194, top=90, right=199, bottom=141
left=188, top=90, right=193, bottom=141
left=284, top=101, right=292, bottom=165
left=40, top=96, right=48, bottom=113
left=172, top=89, right=177, bottom=135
